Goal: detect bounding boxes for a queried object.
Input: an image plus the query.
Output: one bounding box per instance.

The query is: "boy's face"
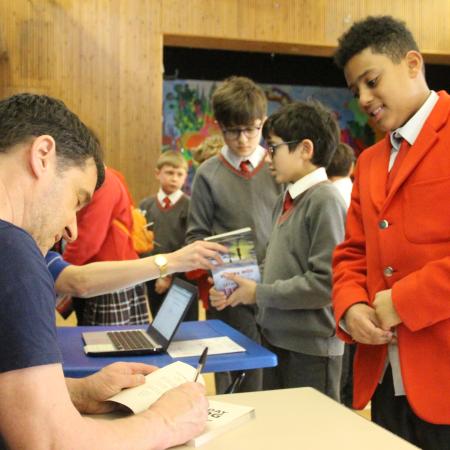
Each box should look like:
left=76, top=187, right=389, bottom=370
left=266, top=133, right=314, bottom=184
left=220, top=118, right=264, bottom=157
left=344, top=48, right=424, bottom=132
left=155, top=164, right=187, bottom=195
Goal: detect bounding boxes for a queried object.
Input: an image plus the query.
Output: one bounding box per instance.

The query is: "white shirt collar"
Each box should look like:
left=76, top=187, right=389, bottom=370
left=157, top=188, right=183, bottom=205
left=391, top=90, right=438, bottom=148
left=287, top=167, right=328, bottom=199
left=221, top=144, right=266, bottom=171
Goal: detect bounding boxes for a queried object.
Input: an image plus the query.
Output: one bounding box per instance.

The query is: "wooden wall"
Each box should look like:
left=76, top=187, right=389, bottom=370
left=1, top=0, right=449, bottom=200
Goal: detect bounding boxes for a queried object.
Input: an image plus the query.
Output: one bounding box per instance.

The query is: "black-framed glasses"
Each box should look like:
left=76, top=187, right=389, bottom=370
left=266, top=140, right=300, bottom=157
left=221, top=126, right=261, bottom=141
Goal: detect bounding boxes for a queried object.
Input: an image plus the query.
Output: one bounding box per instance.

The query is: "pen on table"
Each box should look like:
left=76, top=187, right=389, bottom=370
left=194, top=347, right=208, bottom=382
left=224, top=371, right=246, bottom=394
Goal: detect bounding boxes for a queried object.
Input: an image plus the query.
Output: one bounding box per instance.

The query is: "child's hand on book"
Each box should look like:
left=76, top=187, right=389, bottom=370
left=225, top=274, right=257, bottom=307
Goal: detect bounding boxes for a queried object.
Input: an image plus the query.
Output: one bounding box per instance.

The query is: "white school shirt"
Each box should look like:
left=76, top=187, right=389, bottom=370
left=286, top=167, right=328, bottom=200
left=221, top=144, right=267, bottom=171
left=157, top=189, right=184, bottom=207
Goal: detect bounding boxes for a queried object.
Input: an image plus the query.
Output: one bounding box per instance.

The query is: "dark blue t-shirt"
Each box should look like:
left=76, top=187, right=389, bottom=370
left=46, top=250, right=70, bottom=281
left=0, top=220, right=61, bottom=373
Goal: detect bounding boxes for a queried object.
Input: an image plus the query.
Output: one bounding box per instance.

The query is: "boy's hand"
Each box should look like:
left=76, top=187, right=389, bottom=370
left=225, top=274, right=257, bottom=307
left=209, top=284, right=229, bottom=311
left=344, top=303, right=393, bottom=345
left=155, top=275, right=172, bottom=294
left=373, top=289, right=402, bottom=330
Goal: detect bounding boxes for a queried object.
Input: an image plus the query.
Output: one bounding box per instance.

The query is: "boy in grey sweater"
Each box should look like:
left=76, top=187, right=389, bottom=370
left=211, top=101, right=346, bottom=400
left=186, top=76, right=281, bottom=393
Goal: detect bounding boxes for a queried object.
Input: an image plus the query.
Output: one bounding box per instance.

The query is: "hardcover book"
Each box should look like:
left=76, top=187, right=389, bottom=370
left=106, top=361, right=255, bottom=447
left=204, top=227, right=261, bottom=296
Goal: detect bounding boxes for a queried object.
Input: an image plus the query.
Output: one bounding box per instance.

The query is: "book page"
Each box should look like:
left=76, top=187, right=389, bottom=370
left=167, top=336, right=245, bottom=358
left=107, top=361, right=199, bottom=414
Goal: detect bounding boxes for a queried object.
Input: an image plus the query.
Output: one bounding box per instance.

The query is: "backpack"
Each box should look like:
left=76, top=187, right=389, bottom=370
left=113, top=207, right=154, bottom=255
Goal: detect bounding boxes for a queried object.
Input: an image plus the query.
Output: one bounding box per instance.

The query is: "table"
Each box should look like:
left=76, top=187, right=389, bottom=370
left=57, top=319, right=277, bottom=377
left=174, top=387, right=418, bottom=449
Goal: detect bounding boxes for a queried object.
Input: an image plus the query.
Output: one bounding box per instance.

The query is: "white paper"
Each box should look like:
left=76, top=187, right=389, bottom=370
left=167, top=336, right=246, bottom=358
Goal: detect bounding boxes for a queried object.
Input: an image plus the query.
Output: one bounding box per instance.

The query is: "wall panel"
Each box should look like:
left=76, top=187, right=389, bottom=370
left=0, top=0, right=448, bottom=200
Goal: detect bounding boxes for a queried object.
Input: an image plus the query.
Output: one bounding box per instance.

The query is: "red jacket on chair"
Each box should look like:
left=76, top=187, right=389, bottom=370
left=332, top=91, right=450, bottom=425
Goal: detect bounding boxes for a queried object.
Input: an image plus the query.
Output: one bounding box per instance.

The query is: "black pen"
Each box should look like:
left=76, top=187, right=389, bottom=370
left=194, top=347, right=208, bottom=382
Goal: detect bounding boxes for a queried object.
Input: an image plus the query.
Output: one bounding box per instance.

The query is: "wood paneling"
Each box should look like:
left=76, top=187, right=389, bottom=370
left=1, top=0, right=449, bottom=200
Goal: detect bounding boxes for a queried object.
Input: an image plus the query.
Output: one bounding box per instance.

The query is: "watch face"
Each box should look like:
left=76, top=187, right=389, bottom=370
left=155, top=255, right=167, bottom=266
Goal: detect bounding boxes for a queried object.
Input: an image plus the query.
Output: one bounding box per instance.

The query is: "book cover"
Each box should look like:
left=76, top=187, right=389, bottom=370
left=205, top=227, right=261, bottom=296
left=186, top=400, right=255, bottom=447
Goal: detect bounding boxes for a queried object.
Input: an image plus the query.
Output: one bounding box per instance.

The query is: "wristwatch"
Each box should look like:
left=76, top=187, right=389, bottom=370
left=154, top=254, right=169, bottom=278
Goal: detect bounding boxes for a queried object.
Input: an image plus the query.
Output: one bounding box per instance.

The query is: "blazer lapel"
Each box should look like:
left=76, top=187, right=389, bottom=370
left=369, top=135, right=391, bottom=212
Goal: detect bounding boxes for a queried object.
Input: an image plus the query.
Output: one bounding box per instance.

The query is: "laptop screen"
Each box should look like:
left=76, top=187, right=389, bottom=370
left=151, top=282, right=194, bottom=340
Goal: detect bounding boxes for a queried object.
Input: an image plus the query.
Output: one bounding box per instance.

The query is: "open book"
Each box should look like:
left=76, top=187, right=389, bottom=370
left=205, top=227, right=261, bottom=296
left=107, top=361, right=254, bottom=447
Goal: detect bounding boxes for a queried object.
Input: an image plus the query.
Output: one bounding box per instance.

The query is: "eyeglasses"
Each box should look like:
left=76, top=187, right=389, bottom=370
left=221, top=126, right=261, bottom=141
left=266, top=140, right=300, bottom=157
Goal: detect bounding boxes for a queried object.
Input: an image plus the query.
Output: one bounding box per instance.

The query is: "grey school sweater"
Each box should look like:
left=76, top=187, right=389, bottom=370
left=139, top=194, right=190, bottom=256
left=186, top=154, right=281, bottom=263
left=256, top=181, right=346, bottom=357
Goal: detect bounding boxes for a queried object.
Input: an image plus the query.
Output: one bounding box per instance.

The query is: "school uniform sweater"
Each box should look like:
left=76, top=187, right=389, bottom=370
left=256, top=181, right=346, bottom=357
left=139, top=194, right=190, bottom=255
left=186, top=154, right=281, bottom=263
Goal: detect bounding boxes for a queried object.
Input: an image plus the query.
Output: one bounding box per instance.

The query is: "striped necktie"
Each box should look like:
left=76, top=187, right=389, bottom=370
left=239, top=160, right=252, bottom=174
left=387, top=134, right=409, bottom=192
left=163, top=197, right=171, bottom=209
left=282, top=192, right=294, bottom=214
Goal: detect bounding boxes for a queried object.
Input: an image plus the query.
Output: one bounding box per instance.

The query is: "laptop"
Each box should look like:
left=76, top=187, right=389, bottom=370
left=82, top=278, right=197, bottom=356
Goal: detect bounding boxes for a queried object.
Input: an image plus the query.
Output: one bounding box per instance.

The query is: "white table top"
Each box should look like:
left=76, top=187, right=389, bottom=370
left=174, top=387, right=418, bottom=449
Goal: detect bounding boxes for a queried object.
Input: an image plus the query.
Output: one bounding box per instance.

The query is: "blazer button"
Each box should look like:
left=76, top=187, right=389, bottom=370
left=383, top=266, right=394, bottom=277
left=379, top=219, right=389, bottom=229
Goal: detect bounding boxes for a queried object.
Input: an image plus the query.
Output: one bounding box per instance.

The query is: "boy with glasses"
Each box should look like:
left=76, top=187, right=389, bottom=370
left=187, top=76, right=281, bottom=393
left=210, top=101, right=346, bottom=400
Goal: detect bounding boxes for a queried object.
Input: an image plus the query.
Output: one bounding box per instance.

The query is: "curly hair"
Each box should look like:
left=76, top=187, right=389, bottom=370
left=262, top=100, right=340, bottom=168
left=334, top=16, right=419, bottom=69
left=0, top=93, right=104, bottom=189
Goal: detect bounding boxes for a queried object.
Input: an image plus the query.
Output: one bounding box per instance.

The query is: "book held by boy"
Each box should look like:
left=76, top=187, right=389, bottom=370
left=204, top=227, right=261, bottom=296
left=106, top=361, right=255, bottom=447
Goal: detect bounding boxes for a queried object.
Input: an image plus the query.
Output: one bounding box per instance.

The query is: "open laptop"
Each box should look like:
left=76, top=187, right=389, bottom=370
left=82, top=278, right=197, bottom=356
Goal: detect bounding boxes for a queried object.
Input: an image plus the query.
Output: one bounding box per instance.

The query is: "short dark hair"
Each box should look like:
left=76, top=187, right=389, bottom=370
left=262, top=100, right=340, bottom=168
left=0, top=93, right=104, bottom=188
left=334, top=16, right=419, bottom=69
left=326, top=143, right=356, bottom=178
left=212, top=76, right=267, bottom=127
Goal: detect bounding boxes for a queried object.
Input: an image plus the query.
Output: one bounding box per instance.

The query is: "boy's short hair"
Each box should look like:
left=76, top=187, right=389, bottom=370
left=156, top=150, right=188, bottom=171
left=212, top=76, right=267, bottom=127
left=326, top=143, right=356, bottom=178
left=193, top=134, right=224, bottom=164
left=0, top=93, right=104, bottom=189
left=334, top=16, right=419, bottom=69
left=263, top=100, right=340, bottom=168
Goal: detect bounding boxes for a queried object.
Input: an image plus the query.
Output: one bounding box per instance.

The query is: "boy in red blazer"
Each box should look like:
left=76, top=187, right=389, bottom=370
left=332, top=16, right=450, bottom=449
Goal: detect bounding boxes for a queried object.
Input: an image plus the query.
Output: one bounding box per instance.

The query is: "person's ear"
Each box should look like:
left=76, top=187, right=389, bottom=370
left=405, top=50, right=424, bottom=78
left=29, top=135, right=56, bottom=179
left=299, top=139, right=314, bottom=160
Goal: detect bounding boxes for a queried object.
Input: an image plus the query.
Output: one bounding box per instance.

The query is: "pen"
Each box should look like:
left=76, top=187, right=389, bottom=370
left=194, top=347, right=208, bottom=382
left=224, top=371, right=246, bottom=394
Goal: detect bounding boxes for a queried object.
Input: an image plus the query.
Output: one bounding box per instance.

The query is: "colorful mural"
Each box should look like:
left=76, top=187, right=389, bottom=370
left=163, top=79, right=376, bottom=191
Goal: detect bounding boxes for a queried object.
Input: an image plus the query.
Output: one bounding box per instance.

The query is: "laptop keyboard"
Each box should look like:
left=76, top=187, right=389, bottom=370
left=107, top=330, right=159, bottom=350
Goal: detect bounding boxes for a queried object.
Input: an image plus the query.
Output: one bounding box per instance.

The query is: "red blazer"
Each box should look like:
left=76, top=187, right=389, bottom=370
left=64, top=167, right=138, bottom=264
left=332, top=91, right=450, bottom=424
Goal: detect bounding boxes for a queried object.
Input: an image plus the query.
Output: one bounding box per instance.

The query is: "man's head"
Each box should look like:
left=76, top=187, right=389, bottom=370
left=326, top=143, right=356, bottom=179
left=335, top=16, right=429, bottom=132
left=212, top=76, right=267, bottom=157
left=263, top=101, right=340, bottom=184
left=155, top=150, right=188, bottom=195
left=0, top=93, right=104, bottom=251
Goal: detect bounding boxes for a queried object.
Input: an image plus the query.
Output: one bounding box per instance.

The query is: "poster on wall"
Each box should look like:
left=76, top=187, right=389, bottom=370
left=163, top=79, right=376, bottom=191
